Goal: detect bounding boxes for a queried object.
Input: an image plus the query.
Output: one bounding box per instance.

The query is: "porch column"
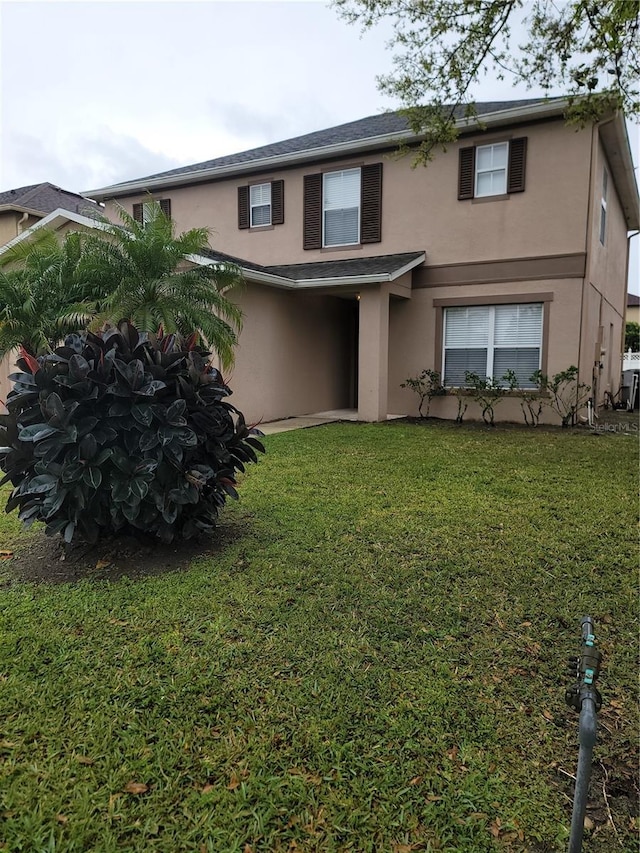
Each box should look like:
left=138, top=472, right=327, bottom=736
left=357, top=284, right=390, bottom=422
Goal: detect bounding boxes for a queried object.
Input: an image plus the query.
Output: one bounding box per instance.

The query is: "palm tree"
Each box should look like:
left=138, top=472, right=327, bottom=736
left=78, top=201, right=243, bottom=368
left=0, top=229, right=97, bottom=356
left=0, top=201, right=243, bottom=367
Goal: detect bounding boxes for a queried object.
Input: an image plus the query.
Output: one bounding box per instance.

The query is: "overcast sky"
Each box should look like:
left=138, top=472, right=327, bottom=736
left=0, top=0, right=637, bottom=291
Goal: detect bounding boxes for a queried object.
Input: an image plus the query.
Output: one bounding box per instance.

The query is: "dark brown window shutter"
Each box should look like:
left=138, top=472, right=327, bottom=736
left=159, top=199, right=171, bottom=218
left=360, top=163, right=383, bottom=244
left=458, top=146, right=475, bottom=200
left=507, top=137, right=527, bottom=194
left=271, top=180, right=284, bottom=225
left=238, top=186, right=249, bottom=229
left=133, top=203, right=143, bottom=224
left=303, top=173, right=322, bottom=249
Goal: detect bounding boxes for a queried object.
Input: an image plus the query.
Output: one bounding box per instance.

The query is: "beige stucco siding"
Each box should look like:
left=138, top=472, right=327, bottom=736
left=0, top=212, right=20, bottom=246
left=224, top=284, right=352, bottom=423
left=578, top=131, right=631, bottom=401
left=388, top=278, right=583, bottom=424
left=103, top=119, right=592, bottom=269
left=0, top=351, right=16, bottom=414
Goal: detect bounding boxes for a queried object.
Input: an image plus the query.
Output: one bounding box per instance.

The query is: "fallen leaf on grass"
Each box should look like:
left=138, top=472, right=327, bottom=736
left=0, top=550, right=13, bottom=559
left=583, top=816, right=595, bottom=831
left=123, top=781, right=148, bottom=795
left=95, top=559, right=112, bottom=570
left=409, top=775, right=423, bottom=785
left=201, top=784, right=215, bottom=795
left=425, top=794, right=443, bottom=802
left=542, top=709, right=554, bottom=722
left=75, top=755, right=95, bottom=765
left=56, top=814, right=68, bottom=825
left=227, top=769, right=249, bottom=790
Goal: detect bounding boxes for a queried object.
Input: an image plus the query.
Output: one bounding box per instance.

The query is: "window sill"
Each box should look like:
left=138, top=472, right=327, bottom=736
left=471, top=194, right=510, bottom=204
left=248, top=224, right=275, bottom=232
left=320, top=243, right=364, bottom=253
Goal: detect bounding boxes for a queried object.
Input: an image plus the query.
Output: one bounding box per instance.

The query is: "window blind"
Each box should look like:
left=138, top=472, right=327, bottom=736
left=323, top=169, right=360, bottom=246
left=443, top=303, right=543, bottom=387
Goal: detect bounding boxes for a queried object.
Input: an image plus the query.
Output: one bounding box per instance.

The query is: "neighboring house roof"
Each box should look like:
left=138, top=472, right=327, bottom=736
left=0, top=182, right=99, bottom=218
left=85, top=98, right=572, bottom=199
left=627, top=293, right=640, bottom=307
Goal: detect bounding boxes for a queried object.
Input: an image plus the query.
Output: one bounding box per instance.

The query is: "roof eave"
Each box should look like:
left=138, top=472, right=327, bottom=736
left=598, top=115, right=640, bottom=230
left=85, top=100, right=571, bottom=200
left=0, top=208, right=108, bottom=256
left=191, top=251, right=426, bottom=290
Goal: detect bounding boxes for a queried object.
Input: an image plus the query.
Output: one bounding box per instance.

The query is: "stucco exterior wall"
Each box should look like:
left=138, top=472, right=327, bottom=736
left=387, top=278, right=583, bottom=425
left=102, top=118, right=592, bottom=270
left=579, top=131, right=631, bottom=401
left=224, top=284, right=352, bottom=423
left=0, top=212, right=20, bottom=247
left=0, top=351, right=16, bottom=414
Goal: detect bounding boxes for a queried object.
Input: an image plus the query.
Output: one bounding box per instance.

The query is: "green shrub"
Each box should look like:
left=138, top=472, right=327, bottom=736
left=533, top=366, right=591, bottom=428
left=503, top=369, right=543, bottom=427
left=0, top=323, right=264, bottom=544
left=400, top=368, right=445, bottom=417
left=625, top=321, right=639, bottom=351
left=464, top=371, right=506, bottom=426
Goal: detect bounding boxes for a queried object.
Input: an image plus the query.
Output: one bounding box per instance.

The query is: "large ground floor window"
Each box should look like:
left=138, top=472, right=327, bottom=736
left=443, top=303, right=543, bottom=387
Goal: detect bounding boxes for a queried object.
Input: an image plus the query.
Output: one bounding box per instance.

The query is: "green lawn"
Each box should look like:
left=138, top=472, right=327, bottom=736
left=0, top=422, right=637, bottom=853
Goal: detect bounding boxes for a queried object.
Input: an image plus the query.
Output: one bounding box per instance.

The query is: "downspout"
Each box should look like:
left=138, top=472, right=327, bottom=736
left=17, top=211, right=29, bottom=234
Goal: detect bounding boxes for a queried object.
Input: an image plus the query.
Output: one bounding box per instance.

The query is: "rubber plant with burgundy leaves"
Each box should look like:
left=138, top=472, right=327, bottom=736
left=0, top=322, right=264, bottom=544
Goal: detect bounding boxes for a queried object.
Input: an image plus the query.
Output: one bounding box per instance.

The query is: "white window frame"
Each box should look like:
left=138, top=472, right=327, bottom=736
left=141, top=201, right=154, bottom=226
left=475, top=142, right=509, bottom=198
left=322, top=168, right=361, bottom=247
left=599, top=169, right=608, bottom=245
left=442, top=303, right=543, bottom=388
left=250, top=182, right=272, bottom=228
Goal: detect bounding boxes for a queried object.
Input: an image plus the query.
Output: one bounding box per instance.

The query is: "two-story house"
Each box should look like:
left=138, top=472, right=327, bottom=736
left=8, top=98, right=639, bottom=424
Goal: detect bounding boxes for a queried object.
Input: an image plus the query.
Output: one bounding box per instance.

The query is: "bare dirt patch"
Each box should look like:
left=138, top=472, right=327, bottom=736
left=1, top=520, right=249, bottom=585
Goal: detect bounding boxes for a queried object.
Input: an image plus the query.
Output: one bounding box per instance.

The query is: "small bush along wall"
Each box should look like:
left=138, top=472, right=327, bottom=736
left=0, top=324, right=264, bottom=544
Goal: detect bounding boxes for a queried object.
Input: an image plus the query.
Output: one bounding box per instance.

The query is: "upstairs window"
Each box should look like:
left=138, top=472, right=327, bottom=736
left=599, top=169, right=608, bottom=245
left=133, top=198, right=171, bottom=225
left=443, top=303, right=543, bottom=388
left=238, top=180, right=284, bottom=229
left=303, top=163, right=382, bottom=250
left=475, top=142, right=508, bottom=197
left=250, top=183, right=272, bottom=227
left=323, top=168, right=360, bottom=246
left=458, top=138, right=527, bottom=200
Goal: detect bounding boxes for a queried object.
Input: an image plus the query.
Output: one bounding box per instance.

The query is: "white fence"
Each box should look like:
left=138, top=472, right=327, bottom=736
left=623, top=349, right=640, bottom=372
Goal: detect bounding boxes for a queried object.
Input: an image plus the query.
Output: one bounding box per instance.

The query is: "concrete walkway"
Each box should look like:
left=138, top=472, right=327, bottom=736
left=259, top=409, right=404, bottom=435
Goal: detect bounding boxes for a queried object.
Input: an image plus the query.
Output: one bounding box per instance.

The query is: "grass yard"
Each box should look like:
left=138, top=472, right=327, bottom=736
left=0, top=421, right=637, bottom=853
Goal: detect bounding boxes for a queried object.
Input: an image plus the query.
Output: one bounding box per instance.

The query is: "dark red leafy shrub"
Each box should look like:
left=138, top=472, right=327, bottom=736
left=0, top=323, right=264, bottom=544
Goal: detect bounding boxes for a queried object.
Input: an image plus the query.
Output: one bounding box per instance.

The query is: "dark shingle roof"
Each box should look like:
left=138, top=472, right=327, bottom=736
left=0, top=182, right=99, bottom=217
left=266, top=252, right=425, bottom=281
left=133, top=99, right=553, bottom=185
left=198, top=248, right=425, bottom=283
left=628, top=293, right=640, bottom=307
